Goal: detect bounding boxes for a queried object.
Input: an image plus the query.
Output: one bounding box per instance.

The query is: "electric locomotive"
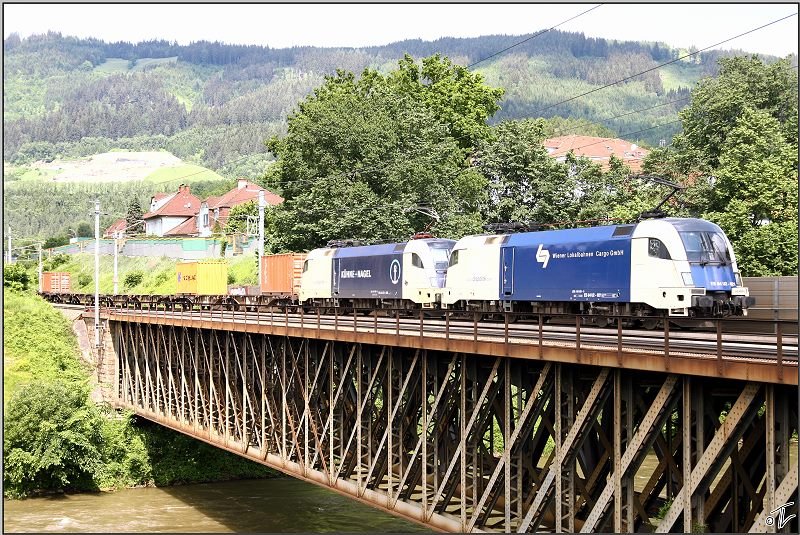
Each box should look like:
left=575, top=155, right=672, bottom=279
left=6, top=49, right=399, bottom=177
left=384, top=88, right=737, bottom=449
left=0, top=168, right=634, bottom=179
left=441, top=217, right=754, bottom=319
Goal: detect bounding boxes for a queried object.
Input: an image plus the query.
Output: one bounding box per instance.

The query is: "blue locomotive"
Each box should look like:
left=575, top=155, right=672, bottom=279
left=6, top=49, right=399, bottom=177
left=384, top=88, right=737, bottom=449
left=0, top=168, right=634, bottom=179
left=440, top=217, right=754, bottom=319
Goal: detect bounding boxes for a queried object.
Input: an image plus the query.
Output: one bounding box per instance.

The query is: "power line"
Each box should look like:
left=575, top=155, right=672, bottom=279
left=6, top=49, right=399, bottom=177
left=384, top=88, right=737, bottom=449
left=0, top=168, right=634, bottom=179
left=549, top=95, right=691, bottom=138
left=467, top=4, right=603, bottom=69
left=529, top=12, right=798, bottom=117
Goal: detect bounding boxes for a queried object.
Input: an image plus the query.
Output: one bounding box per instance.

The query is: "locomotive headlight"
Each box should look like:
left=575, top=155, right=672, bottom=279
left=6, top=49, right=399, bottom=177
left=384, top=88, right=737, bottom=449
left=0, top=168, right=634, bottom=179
left=734, top=272, right=742, bottom=286
left=681, top=272, right=694, bottom=286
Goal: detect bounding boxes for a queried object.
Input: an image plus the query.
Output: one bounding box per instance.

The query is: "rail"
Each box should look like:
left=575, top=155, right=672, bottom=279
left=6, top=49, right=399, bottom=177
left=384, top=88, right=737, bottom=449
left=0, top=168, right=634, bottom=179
left=93, top=300, right=799, bottom=384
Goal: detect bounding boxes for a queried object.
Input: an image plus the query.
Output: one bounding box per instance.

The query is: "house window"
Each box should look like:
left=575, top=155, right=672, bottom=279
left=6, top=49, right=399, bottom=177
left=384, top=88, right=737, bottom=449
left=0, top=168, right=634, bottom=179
left=203, top=213, right=209, bottom=227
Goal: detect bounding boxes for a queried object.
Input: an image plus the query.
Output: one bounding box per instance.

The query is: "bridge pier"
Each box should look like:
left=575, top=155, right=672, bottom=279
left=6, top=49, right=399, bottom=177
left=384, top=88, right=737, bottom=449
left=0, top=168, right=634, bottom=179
left=107, top=317, right=797, bottom=533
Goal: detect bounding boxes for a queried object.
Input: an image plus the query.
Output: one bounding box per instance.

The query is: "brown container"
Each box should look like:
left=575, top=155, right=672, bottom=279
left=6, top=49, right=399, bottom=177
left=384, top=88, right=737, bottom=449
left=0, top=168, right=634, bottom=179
left=260, top=253, right=306, bottom=296
left=41, top=271, right=71, bottom=293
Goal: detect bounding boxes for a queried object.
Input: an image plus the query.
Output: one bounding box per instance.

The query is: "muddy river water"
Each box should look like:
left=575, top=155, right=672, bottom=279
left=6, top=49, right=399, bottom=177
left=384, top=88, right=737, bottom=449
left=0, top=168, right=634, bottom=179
left=4, top=478, right=430, bottom=533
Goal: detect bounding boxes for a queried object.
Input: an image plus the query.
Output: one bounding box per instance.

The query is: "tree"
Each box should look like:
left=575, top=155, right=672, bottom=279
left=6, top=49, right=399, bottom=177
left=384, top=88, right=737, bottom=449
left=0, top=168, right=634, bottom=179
left=267, top=55, right=502, bottom=251
left=703, top=108, right=798, bottom=276
left=76, top=221, right=93, bottom=238
left=224, top=200, right=258, bottom=234
left=676, top=56, right=798, bottom=170
left=43, top=235, right=70, bottom=249
left=3, top=381, right=103, bottom=497
left=474, top=119, right=572, bottom=225
left=125, top=197, right=144, bottom=236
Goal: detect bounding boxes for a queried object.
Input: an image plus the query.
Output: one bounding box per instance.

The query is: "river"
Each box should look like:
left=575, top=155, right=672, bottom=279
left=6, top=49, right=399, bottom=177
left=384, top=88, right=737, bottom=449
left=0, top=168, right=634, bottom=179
left=3, top=478, right=430, bottom=533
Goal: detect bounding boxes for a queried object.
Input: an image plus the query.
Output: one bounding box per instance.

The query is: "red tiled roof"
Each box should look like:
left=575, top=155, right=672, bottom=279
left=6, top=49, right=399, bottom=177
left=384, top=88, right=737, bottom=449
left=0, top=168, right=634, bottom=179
left=163, top=216, right=198, bottom=236
left=103, top=219, right=127, bottom=237
left=543, top=135, right=649, bottom=172
left=206, top=180, right=283, bottom=210
left=143, top=186, right=201, bottom=219
left=153, top=193, right=170, bottom=201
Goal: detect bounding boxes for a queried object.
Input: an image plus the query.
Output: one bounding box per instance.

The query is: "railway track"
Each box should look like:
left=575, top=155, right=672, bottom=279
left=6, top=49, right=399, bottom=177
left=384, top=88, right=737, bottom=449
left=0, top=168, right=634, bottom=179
left=101, top=306, right=798, bottom=363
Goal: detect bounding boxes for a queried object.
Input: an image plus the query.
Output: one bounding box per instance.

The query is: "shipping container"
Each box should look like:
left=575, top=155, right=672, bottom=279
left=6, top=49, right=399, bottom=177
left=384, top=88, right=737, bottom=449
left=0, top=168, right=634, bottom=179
left=260, top=253, right=307, bottom=296
left=41, top=271, right=71, bottom=293
left=176, top=260, right=227, bottom=295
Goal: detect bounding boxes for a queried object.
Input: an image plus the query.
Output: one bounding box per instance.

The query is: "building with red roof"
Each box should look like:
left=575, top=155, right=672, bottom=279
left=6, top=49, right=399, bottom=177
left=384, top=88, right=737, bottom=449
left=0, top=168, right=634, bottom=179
left=142, top=184, right=202, bottom=237
left=543, top=135, right=650, bottom=172
left=103, top=219, right=127, bottom=239
left=196, top=179, right=283, bottom=237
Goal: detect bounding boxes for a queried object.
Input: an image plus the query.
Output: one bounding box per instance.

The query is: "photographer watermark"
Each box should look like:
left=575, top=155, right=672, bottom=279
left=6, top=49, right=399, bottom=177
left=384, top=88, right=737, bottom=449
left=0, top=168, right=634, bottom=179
left=765, top=502, right=796, bottom=530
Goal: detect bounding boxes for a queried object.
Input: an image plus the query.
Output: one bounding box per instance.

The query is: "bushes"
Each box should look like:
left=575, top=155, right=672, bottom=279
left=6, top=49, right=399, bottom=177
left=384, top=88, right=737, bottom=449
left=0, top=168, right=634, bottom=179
left=3, top=289, right=276, bottom=498
left=124, top=269, right=144, bottom=288
left=3, top=264, right=30, bottom=290
left=3, top=380, right=103, bottom=497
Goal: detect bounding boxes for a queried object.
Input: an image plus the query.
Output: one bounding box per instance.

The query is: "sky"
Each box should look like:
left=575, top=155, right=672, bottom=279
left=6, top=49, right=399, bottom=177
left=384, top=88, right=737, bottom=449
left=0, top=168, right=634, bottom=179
left=3, top=3, right=798, bottom=58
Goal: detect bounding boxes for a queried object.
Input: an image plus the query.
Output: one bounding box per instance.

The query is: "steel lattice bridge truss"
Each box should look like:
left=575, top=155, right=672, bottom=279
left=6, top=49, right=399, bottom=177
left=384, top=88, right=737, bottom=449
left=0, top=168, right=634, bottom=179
left=100, top=306, right=798, bottom=533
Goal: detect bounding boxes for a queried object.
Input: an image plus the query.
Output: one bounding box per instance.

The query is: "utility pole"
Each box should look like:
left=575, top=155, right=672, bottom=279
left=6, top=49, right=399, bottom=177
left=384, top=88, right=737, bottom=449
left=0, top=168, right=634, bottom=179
left=38, top=242, right=43, bottom=293
left=6, top=226, right=11, bottom=263
left=113, top=232, right=119, bottom=295
left=94, top=200, right=101, bottom=349
left=258, top=190, right=265, bottom=280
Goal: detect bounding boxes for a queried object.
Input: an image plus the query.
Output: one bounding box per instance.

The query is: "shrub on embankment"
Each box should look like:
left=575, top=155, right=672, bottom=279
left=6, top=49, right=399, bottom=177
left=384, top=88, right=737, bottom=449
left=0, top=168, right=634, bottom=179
left=2, top=288, right=274, bottom=498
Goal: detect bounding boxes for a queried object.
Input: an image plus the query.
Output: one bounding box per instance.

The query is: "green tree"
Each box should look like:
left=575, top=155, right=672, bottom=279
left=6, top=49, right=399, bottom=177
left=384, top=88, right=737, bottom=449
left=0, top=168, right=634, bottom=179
left=224, top=200, right=258, bottom=234
left=268, top=55, right=501, bottom=250
left=4, top=380, right=103, bottom=497
left=75, top=221, right=93, bottom=238
left=43, top=235, right=70, bottom=249
left=676, top=56, right=797, bottom=170
left=704, top=108, right=798, bottom=275
left=474, top=119, right=572, bottom=225
left=3, top=264, right=30, bottom=291
left=125, top=197, right=144, bottom=236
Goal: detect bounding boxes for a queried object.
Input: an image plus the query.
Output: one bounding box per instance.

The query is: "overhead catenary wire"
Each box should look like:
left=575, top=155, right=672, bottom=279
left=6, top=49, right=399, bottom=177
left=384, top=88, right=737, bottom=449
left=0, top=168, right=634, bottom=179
left=528, top=11, right=798, bottom=117
left=467, top=4, right=603, bottom=69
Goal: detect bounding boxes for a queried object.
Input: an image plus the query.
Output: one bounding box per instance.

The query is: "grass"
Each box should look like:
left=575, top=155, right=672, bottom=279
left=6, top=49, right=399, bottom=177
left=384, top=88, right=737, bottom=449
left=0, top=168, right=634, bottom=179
left=93, top=57, right=179, bottom=76
left=144, top=164, right=226, bottom=184
left=2, top=289, right=89, bottom=406
left=3, top=286, right=276, bottom=497
left=660, top=63, right=707, bottom=91
left=93, top=58, right=130, bottom=76
left=130, top=57, right=178, bottom=73
left=46, top=253, right=259, bottom=294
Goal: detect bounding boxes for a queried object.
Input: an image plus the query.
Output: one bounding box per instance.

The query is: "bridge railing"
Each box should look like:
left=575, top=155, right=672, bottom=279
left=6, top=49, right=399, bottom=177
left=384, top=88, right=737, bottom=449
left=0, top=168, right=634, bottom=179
left=101, top=300, right=798, bottom=377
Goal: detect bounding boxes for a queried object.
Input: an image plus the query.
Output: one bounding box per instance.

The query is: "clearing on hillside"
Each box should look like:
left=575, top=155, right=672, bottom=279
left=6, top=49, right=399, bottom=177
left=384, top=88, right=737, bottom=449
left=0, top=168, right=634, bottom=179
left=26, top=151, right=199, bottom=183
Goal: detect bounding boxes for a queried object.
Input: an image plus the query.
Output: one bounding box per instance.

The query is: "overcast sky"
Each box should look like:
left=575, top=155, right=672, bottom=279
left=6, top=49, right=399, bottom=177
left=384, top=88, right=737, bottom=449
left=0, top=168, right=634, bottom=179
left=3, top=3, right=798, bottom=58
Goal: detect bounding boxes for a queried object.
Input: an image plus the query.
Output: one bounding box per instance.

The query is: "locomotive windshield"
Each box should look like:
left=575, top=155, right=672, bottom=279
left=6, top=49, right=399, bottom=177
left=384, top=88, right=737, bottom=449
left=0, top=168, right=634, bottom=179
left=428, top=242, right=453, bottom=271
left=679, top=231, right=731, bottom=265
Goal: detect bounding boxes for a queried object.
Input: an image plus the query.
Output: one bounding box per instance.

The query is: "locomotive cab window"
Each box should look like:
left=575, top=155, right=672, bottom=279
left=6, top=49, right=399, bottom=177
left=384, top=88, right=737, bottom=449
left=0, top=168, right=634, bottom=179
left=302, top=260, right=309, bottom=273
left=648, top=238, right=671, bottom=259
left=448, top=250, right=460, bottom=267
left=411, top=253, right=424, bottom=268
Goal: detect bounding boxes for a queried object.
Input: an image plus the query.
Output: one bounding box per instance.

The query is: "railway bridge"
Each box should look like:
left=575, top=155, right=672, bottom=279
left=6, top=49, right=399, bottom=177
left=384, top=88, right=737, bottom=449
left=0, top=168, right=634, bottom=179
left=84, top=303, right=797, bottom=533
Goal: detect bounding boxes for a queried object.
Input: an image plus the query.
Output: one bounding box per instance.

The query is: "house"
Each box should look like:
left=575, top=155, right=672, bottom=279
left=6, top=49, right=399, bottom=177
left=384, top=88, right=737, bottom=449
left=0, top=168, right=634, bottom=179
left=142, top=184, right=201, bottom=237
left=103, top=219, right=127, bottom=239
left=543, top=135, right=650, bottom=172
left=195, top=179, right=283, bottom=238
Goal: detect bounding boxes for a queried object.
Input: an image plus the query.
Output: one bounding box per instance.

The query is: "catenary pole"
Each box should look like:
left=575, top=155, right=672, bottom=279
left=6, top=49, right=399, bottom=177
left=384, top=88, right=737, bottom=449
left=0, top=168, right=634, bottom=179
left=258, top=190, right=265, bottom=281
left=94, top=200, right=101, bottom=348
left=113, top=232, right=119, bottom=295
left=38, top=242, right=43, bottom=293
left=7, top=226, right=11, bottom=263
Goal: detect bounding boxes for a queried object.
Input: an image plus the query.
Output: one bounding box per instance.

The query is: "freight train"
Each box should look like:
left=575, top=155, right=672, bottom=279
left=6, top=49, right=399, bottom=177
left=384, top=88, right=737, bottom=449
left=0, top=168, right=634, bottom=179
left=39, top=217, right=755, bottom=323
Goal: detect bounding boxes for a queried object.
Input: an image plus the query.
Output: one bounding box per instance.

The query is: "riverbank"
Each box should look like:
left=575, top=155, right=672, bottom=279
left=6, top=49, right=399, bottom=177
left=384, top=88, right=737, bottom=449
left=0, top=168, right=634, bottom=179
left=3, top=287, right=276, bottom=499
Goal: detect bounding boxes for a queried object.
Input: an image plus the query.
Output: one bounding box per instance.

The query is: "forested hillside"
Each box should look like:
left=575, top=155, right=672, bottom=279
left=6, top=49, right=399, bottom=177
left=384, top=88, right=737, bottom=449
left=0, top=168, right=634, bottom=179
left=3, top=30, right=791, bottom=248
left=4, top=30, right=767, bottom=170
